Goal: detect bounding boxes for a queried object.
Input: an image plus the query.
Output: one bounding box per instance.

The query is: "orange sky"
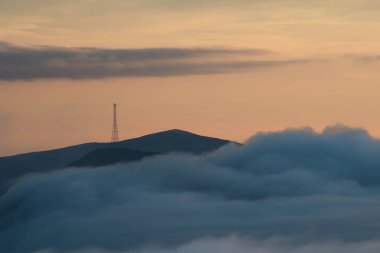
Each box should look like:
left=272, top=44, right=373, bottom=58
left=1, top=0, right=380, bottom=156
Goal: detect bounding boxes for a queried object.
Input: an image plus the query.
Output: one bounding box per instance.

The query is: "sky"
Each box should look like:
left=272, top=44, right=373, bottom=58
left=2, top=0, right=380, bottom=156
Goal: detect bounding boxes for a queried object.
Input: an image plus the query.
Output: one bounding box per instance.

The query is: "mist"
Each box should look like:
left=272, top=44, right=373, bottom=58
left=2, top=124, right=380, bottom=252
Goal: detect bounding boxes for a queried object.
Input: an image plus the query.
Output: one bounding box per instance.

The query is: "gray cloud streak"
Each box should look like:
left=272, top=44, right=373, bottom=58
left=353, top=54, right=380, bottom=63
left=0, top=41, right=303, bottom=81
left=2, top=125, right=380, bottom=252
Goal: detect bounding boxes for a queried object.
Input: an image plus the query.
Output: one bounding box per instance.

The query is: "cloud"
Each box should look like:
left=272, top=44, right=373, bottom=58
left=36, top=236, right=380, bottom=253
left=352, top=54, right=380, bottom=63
left=0, top=41, right=304, bottom=81
left=2, top=125, right=380, bottom=252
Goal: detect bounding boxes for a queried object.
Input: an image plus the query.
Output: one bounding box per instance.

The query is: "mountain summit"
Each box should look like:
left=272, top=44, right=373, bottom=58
left=114, top=129, right=233, bottom=154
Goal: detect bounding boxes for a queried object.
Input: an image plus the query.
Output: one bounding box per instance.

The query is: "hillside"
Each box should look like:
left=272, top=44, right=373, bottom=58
left=0, top=129, right=236, bottom=192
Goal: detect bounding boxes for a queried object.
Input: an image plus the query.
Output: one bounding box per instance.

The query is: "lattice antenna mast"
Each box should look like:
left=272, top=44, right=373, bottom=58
left=111, top=103, right=120, bottom=142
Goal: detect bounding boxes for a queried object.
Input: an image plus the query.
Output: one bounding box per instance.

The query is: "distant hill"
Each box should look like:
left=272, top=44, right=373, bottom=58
left=68, top=148, right=158, bottom=167
left=115, top=129, right=232, bottom=154
left=0, top=129, right=236, bottom=193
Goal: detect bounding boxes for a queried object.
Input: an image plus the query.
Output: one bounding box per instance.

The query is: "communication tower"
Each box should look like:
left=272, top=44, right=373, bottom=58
left=111, top=103, right=119, bottom=142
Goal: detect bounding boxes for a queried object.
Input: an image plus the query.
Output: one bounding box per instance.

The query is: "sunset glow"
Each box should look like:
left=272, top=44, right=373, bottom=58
left=1, top=0, right=380, bottom=155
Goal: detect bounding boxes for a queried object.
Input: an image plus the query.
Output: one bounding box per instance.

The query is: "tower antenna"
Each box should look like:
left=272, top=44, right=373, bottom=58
left=111, top=103, right=119, bottom=142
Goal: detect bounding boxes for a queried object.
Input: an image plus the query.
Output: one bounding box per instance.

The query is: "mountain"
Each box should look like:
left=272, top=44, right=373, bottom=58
left=0, top=129, right=236, bottom=193
left=115, top=129, right=232, bottom=154
left=68, top=148, right=158, bottom=167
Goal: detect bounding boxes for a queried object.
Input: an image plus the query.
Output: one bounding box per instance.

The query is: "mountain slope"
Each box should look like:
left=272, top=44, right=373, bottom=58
left=68, top=148, right=158, bottom=167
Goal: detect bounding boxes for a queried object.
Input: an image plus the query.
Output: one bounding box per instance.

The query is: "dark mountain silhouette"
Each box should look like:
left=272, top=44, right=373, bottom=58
left=115, top=129, right=232, bottom=154
left=0, top=129, right=236, bottom=193
left=0, top=142, right=106, bottom=193
left=68, top=148, right=158, bottom=167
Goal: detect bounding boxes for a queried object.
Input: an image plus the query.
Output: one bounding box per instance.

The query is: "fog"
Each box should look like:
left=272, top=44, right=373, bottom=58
left=2, top=125, right=380, bottom=252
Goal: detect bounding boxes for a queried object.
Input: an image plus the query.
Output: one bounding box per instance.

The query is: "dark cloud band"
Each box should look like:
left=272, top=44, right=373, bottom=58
left=0, top=41, right=302, bottom=80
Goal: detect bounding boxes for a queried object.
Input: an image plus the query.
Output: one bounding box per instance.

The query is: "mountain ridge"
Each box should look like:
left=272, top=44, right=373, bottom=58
left=0, top=129, right=232, bottom=158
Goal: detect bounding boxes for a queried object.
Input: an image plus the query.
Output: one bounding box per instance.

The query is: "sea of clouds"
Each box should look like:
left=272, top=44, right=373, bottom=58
left=2, top=124, right=380, bottom=252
